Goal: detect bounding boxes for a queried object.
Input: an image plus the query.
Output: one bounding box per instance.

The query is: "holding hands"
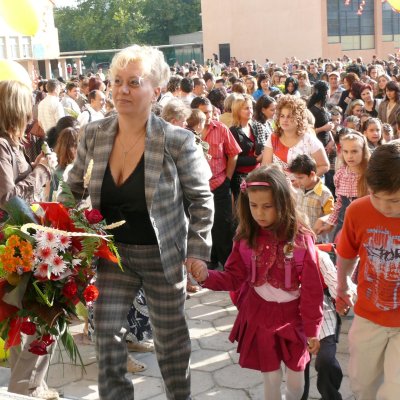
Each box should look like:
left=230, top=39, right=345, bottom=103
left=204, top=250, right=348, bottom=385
left=185, top=257, right=208, bottom=284
left=336, top=287, right=356, bottom=316
left=307, top=337, right=320, bottom=355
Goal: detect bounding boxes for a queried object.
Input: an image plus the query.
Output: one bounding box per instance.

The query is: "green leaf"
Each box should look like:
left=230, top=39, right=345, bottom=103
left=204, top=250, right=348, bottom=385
left=58, top=180, right=77, bottom=208
left=60, top=328, right=86, bottom=371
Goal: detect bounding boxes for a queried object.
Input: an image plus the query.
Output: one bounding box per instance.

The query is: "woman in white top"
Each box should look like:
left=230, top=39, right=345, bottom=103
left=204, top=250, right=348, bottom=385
left=262, top=95, right=329, bottom=176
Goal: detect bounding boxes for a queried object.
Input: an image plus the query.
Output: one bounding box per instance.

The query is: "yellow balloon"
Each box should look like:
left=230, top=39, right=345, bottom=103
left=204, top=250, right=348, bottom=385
left=0, top=0, right=40, bottom=36
left=387, top=0, right=400, bottom=12
left=0, top=59, right=32, bottom=87
left=0, top=338, right=9, bottom=361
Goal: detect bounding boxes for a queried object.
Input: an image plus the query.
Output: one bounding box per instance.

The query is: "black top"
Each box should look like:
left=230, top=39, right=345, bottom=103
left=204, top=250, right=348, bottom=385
left=309, top=105, right=331, bottom=147
left=100, top=156, right=157, bottom=245
left=365, top=100, right=379, bottom=118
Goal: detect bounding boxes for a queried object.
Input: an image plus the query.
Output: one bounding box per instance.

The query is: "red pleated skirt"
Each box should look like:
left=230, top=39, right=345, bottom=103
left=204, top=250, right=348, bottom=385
left=229, top=287, right=309, bottom=372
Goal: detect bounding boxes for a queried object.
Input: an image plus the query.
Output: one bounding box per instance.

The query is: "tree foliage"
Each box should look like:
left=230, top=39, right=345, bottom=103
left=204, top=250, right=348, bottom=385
left=54, top=0, right=201, bottom=53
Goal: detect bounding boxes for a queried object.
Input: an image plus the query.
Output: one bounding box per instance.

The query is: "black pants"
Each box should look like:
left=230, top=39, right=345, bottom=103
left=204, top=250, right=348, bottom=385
left=302, top=334, right=343, bottom=400
left=209, top=178, right=234, bottom=269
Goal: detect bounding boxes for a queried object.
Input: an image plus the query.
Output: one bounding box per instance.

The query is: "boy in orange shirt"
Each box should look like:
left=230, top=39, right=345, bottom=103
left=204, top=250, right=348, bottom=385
left=336, top=141, right=400, bottom=400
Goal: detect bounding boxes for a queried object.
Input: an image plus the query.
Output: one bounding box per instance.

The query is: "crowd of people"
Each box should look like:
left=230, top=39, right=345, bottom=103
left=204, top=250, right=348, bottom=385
left=1, top=47, right=399, bottom=400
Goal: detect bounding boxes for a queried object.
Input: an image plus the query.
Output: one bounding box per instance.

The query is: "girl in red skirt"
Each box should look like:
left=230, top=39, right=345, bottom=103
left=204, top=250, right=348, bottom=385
left=190, top=166, right=324, bottom=400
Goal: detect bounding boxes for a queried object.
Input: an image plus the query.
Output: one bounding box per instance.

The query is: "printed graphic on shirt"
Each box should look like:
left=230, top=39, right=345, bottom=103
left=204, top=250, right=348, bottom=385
left=363, top=226, right=400, bottom=311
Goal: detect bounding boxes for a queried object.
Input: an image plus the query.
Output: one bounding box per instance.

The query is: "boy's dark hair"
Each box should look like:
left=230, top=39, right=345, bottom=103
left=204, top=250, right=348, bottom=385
left=366, top=141, right=400, bottom=193
left=180, top=77, right=194, bottom=94
left=191, top=96, right=211, bottom=109
left=66, top=82, right=79, bottom=92
left=289, top=154, right=317, bottom=176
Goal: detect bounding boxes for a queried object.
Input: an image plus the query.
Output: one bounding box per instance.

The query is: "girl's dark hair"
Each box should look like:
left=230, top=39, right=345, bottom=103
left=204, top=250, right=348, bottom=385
left=366, top=141, right=400, bottom=193
left=254, top=95, right=275, bottom=124
left=256, top=73, right=269, bottom=90
left=350, top=81, right=367, bottom=100
left=308, top=80, right=329, bottom=109
left=235, top=165, right=300, bottom=248
left=47, top=116, right=79, bottom=148
left=284, top=76, right=299, bottom=94
left=54, top=127, right=79, bottom=168
left=362, top=117, right=383, bottom=146
left=384, top=80, right=400, bottom=102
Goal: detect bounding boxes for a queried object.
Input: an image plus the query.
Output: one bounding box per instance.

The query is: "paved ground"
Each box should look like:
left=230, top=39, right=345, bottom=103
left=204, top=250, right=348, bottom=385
left=0, top=289, right=355, bottom=399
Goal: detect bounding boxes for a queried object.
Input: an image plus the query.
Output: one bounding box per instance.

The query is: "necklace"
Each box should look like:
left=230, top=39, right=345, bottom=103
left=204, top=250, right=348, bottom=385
left=117, top=131, right=145, bottom=181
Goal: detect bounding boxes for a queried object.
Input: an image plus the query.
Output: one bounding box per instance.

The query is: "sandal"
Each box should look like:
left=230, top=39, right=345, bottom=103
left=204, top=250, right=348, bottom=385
left=127, top=355, right=147, bottom=373
left=127, top=340, right=154, bottom=353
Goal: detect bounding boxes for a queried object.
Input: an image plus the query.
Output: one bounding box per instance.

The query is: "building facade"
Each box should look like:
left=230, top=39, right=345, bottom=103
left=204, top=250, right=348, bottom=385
left=201, top=0, right=400, bottom=64
left=0, top=0, right=83, bottom=80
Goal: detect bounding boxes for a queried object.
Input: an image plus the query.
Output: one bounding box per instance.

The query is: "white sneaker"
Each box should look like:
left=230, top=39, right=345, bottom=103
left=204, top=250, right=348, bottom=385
left=29, top=387, right=59, bottom=399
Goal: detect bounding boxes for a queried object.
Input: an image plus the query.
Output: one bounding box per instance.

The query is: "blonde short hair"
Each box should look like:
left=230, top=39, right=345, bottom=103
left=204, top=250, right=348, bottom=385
left=110, top=45, right=170, bottom=88
left=0, top=80, right=32, bottom=144
left=161, top=98, right=191, bottom=124
left=231, top=95, right=253, bottom=126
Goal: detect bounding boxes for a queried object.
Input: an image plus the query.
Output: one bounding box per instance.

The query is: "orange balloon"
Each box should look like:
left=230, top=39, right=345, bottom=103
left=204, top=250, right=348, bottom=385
left=387, top=0, right=400, bottom=12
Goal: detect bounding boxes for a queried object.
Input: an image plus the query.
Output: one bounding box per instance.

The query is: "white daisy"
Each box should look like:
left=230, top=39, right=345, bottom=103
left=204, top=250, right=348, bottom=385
left=50, top=255, right=67, bottom=276
left=35, top=231, right=60, bottom=249
left=34, top=262, right=49, bottom=279
left=35, top=246, right=55, bottom=261
left=58, top=235, right=71, bottom=252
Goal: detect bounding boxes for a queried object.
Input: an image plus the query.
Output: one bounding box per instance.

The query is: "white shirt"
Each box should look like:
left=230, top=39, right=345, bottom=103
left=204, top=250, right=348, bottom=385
left=38, top=94, right=65, bottom=133
left=77, top=105, right=104, bottom=127
left=61, top=95, right=81, bottom=117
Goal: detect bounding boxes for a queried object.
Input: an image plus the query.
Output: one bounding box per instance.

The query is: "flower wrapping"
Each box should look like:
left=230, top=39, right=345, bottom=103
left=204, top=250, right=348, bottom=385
left=0, top=195, right=123, bottom=364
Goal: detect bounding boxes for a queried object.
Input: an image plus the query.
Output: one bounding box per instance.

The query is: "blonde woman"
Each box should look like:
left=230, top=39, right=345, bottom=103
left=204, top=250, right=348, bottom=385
left=244, top=75, right=257, bottom=96
left=229, top=95, right=263, bottom=200
left=262, top=95, right=329, bottom=177
left=297, top=70, right=312, bottom=98
left=63, top=45, right=213, bottom=400
left=0, top=80, right=56, bottom=399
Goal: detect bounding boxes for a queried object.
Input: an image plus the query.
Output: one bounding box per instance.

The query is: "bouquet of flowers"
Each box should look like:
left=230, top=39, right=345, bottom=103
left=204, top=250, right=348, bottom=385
left=0, top=171, right=123, bottom=365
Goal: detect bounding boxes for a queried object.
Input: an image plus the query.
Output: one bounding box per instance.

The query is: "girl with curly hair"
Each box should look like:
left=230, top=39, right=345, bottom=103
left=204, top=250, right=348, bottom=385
left=262, top=95, right=329, bottom=176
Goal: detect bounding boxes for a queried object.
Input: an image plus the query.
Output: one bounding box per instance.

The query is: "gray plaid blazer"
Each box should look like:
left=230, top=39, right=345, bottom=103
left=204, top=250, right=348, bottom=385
left=65, top=113, right=214, bottom=283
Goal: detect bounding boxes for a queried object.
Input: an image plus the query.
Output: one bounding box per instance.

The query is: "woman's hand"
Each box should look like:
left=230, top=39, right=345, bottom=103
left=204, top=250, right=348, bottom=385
left=186, top=257, right=208, bottom=284
left=323, top=122, right=335, bottom=132
left=307, top=337, right=320, bottom=355
left=32, top=152, right=47, bottom=169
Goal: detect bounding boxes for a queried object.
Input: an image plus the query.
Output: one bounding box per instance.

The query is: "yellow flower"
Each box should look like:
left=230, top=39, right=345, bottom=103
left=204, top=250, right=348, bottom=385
left=83, top=159, right=94, bottom=189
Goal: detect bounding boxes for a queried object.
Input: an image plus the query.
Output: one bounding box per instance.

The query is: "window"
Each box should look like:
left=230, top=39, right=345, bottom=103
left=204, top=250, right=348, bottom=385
left=21, top=37, right=32, bottom=58
left=327, top=0, right=375, bottom=50
left=0, top=37, right=5, bottom=58
left=9, top=36, right=19, bottom=58
left=382, top=2, right=400, bottom=42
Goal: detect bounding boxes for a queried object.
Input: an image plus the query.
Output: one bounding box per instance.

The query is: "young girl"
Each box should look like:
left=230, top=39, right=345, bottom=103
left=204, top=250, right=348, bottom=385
left=190, top=166, right=324, bottom=400
left=316, top=130, right=370, bottom=239
left=362, top=117, right=382, bottom=153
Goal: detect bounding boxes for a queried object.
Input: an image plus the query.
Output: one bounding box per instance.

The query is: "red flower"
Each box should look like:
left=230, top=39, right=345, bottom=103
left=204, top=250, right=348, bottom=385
left=62, top=279, right=78, bottom=299
left=42, top=334, right=55, bottom=347
left=20, top=321, right=36, bottom=335
left=84, top=209, right=103, bottom=224
left=83, top=285, right=99, bottom=303
left=28, top=340, right=48, bottom=355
